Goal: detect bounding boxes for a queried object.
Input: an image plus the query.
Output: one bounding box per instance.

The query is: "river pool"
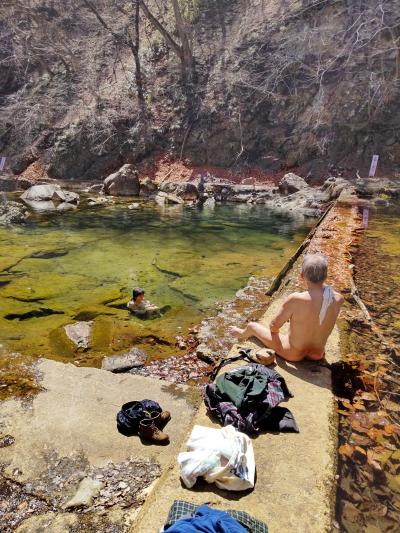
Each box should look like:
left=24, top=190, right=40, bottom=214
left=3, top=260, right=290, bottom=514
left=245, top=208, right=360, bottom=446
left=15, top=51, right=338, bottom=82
left=0, top=200, right=314, bottom=366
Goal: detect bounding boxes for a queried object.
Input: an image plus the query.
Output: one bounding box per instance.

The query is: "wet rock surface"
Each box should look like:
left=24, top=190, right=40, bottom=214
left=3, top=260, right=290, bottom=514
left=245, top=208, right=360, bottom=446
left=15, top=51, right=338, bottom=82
left=64, top=321, right=93, bottom=350
left=101, top=348, right=147, bottom=372
left=278, top=173, right=310, bottom=195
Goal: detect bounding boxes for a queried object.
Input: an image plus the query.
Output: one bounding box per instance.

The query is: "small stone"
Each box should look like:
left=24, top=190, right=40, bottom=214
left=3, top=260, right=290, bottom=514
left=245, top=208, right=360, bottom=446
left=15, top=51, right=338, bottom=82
left=118, top=481, right=128, bottom=489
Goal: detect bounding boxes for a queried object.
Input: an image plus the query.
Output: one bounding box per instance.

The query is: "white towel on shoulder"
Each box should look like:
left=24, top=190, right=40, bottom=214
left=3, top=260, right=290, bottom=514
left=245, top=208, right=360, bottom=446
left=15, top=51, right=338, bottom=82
left=319, top=285, right=334, bottom=325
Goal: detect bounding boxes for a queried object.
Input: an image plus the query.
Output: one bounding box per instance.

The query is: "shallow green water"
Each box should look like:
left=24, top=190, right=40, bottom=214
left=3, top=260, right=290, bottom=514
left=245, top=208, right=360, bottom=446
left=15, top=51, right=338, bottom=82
left=0, top=201, right=314, bottom=366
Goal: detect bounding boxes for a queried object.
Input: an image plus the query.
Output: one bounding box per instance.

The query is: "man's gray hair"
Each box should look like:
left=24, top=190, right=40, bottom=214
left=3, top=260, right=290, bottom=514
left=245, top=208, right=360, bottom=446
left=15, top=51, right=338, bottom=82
left=302, top=254, right=328, bottom=283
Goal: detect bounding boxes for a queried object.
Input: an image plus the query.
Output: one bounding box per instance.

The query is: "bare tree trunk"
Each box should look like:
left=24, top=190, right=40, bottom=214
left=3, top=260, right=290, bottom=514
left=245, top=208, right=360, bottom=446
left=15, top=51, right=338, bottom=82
left=171, top=0, right=195, bottom=84
left=130, top=0, right=146, bottom=112
left=139, top=0, right=196, bottom=85
left=82, top=0, right=146, bottom=110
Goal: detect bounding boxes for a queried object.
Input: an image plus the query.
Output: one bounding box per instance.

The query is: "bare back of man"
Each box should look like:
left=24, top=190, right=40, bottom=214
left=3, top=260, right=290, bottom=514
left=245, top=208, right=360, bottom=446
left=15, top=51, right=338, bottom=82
left=230, top=254, right=344, bottom=363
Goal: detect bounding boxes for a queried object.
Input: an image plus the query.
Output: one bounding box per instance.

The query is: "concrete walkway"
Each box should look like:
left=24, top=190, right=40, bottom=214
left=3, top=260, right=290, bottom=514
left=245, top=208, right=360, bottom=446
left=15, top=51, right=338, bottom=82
left=0, top=360, right=198, bottom=531
left=131, top=295, right=340, bottom=533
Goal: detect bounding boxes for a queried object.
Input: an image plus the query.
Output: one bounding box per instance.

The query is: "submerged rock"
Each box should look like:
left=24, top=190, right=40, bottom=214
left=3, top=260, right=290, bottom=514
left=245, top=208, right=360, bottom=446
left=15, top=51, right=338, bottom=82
left=63, top=477, right=103, bottom=509
left=5, top=308, right=64, bottom=321
left=103, top=164, right=140, bottom=196
left=0, top=201, right=29, bottom=225
left=101, top=347, right=147, bottom=372
left=64, top=321, right=93, bottom=350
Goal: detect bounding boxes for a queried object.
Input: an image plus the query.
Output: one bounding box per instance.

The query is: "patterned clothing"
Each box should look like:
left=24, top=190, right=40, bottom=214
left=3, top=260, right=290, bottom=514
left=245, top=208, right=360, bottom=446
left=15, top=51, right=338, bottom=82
left=204, top=364, right=298, bottom=435
left=163, top=500, right=268, bottom=533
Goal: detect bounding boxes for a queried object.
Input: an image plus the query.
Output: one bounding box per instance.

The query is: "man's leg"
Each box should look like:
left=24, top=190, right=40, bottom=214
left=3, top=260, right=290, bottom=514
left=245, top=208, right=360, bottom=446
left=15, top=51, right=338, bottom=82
left=230, top=322, right=304, bottom=362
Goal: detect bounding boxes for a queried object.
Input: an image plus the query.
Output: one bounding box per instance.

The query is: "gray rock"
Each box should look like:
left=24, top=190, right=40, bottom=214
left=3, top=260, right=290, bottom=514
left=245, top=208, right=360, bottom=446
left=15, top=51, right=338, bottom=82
left=101, top=348, right=147, bottom=372
left=63, top=477, right=103, bottom=509
left=155, top=191, right=184, bottom=205
left=21, top=184, right=79, bottom=204
left=53, top=189, right=80, bottom=204
left=139, top=177, right=157, bottom=196
left=278, top=173, right=309, bottom=195
left=159, top=181, right=198, bottom=201
left=103, top=164, right=140, bottom=196
left=322, top=177, right=349, bottom=200
left=64, top=321, right=93, bottom=350
left=0, top=201, right=29, bottom=225
left=128, top=202, right=140, bottom=210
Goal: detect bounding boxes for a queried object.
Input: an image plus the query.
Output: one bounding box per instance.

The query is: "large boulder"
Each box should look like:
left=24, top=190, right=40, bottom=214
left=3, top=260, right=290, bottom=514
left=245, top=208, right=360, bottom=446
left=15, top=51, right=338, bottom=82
left=278, top=173, right=309, bottom=195
left=21, top=184, right=79, bottom=204
left=0, top=201, right=29, bottom=225
left=322, top=177, right=349, bottom=200
left=139, top=177, right=157, bottom=196
left=154, top=191, right=184, bottom=205
left=159, top=182, right=198, bottom=201
left=103, top=164, right=140, bottom=196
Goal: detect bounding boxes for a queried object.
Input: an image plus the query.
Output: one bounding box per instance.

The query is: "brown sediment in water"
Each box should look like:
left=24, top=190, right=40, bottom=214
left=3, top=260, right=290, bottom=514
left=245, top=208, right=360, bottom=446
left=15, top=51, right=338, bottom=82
left=334, top=202, right=400, bottom=531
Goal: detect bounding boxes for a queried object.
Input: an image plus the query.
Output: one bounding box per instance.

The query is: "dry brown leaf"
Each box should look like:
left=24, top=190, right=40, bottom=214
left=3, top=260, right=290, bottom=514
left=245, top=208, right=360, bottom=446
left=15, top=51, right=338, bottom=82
left=339, top=444, right=355, bottom=457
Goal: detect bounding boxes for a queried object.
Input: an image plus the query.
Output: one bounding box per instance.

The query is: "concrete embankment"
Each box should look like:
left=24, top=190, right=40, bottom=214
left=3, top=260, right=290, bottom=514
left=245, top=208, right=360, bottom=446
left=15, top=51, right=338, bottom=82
left=131, top=193, right=362, bottom=533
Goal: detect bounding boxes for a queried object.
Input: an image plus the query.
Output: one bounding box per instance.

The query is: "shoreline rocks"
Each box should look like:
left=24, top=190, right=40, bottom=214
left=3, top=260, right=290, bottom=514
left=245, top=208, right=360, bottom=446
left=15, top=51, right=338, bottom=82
left=103, top=164, right=140, bottom=196
left=0, top=201, right=29, bottom=225
left=21, top=184, right=79, bottom=204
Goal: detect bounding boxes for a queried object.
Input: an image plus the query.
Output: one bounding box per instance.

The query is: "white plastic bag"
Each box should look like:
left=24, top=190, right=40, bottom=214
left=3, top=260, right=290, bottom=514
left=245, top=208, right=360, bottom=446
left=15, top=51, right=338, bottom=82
left=178, top=425, right=255, bottom=491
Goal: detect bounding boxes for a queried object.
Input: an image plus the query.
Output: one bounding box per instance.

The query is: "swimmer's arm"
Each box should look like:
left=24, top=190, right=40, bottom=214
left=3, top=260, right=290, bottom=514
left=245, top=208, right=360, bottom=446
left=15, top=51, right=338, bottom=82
left=270, top=295, right=295, bottom=333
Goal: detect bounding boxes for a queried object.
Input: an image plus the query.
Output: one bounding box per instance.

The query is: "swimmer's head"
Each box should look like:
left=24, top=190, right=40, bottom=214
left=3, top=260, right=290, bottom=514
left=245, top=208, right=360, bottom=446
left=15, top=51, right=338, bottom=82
left=301, top=254, right=328, bottom=284
left=132, top=288, right=145, bottom=302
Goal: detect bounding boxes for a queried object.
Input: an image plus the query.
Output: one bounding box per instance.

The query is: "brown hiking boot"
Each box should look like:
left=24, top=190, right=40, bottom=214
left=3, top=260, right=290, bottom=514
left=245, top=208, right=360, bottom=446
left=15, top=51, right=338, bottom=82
left=138, top=418, right=169, bottom=445
left=150, top=410, right=171, bottom=430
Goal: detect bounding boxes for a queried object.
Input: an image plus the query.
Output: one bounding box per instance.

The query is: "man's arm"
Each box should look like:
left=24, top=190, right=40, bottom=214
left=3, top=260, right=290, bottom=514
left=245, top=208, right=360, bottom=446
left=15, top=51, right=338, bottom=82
left=269, top=294, right=295, bottom=333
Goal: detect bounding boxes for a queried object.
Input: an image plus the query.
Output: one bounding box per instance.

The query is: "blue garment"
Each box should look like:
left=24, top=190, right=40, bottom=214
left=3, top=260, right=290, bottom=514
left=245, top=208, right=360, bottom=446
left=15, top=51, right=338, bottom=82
left=164, top=504, right=248, bottom=533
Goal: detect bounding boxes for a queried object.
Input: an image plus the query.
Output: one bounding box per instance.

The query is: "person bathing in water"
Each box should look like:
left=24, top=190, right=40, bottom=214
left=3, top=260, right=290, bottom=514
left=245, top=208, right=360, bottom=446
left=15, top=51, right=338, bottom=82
left=230, top=254, right=344, bottom=363
left=127, top=288, right=161, bottom=319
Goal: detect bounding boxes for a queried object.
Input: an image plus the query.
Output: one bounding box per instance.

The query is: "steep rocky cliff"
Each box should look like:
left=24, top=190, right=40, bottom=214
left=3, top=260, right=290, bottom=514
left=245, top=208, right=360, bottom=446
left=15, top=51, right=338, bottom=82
left=1, top=0, right=399, bottom=180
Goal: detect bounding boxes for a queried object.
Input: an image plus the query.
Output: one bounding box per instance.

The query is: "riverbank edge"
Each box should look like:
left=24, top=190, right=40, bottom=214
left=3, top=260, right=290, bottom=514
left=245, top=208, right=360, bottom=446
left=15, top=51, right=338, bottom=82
left=130, top=188, right=363, bottom=532
left=0, top=186, right=363, bottom=532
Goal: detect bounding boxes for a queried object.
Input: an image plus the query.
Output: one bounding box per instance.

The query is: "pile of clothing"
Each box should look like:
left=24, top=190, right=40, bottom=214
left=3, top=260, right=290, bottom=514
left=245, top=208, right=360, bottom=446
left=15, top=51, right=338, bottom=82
left=204, top=364, right=298, bottom=435
left=178, top=425, right=255, bottom=491
left=161, top=501, right=268, bottom=533
left=116, top=399, right=171, bottom=444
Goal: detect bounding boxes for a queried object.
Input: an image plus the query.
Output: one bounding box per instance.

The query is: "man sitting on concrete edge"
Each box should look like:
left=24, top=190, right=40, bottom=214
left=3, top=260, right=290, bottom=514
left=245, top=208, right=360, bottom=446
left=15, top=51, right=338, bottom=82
left=230, top=253, right=344, bottom=363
